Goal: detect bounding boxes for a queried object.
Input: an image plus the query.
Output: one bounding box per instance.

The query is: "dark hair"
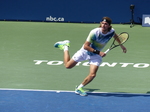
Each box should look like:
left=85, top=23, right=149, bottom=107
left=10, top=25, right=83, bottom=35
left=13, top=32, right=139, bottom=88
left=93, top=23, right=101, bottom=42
left=101, top=17, right=112, bottom=25
left=99, top=17, right=112, bottom=31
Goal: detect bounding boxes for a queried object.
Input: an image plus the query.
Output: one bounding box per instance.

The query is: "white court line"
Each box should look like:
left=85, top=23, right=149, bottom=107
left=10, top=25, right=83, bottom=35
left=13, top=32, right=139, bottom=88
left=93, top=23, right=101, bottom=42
left=0, top=88, right=74, bottom=93
left=0, top=88, right=150, bottom=96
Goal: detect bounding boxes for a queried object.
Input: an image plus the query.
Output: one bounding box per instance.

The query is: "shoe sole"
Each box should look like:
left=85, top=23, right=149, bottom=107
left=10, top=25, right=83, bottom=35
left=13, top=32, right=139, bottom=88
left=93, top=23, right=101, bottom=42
left=54, top=40, right=70, bottom=48
left=75, top=91, right=87, bottom=96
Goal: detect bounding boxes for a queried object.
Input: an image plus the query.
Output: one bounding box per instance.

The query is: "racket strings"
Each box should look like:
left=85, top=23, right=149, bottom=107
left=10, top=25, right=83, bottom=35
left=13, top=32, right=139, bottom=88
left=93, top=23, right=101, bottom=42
left=114, top=33, right=128, bottom=45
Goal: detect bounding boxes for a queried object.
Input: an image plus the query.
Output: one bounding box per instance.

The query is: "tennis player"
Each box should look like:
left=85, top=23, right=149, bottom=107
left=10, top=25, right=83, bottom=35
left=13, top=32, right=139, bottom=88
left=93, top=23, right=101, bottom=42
left=54, top=17, right=127, bottom=96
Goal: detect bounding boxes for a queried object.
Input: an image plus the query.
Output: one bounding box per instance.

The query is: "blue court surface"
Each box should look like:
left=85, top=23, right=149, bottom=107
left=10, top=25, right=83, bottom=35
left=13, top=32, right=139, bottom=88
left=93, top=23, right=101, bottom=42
left=0, top=89, right=150, bottom=112
left=0, top=22, right=150, bottom=112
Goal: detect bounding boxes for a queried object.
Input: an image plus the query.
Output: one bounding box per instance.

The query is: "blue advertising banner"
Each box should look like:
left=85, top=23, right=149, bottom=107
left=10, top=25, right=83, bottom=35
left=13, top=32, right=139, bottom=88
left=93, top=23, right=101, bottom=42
left=0, top=0, right=150, bottom=24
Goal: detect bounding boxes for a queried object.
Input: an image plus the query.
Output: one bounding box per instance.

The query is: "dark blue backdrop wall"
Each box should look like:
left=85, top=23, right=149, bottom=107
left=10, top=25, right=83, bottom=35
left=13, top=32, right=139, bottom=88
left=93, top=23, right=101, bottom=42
left=0, top=0, right=150, bottom=24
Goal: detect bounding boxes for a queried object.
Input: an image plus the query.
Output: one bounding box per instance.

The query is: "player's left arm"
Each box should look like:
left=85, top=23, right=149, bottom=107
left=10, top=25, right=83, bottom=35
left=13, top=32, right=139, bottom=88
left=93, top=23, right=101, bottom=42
left=84, top=41, right=106, bottom=57
left=84, top=31, right=106, bottom=57
left=113, top=33, right=127, bottom=53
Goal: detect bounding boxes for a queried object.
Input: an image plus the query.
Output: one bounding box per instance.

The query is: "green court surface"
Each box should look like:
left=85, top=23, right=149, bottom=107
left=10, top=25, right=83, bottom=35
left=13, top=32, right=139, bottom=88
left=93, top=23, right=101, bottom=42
left=0, top=21, right=150, bottom=94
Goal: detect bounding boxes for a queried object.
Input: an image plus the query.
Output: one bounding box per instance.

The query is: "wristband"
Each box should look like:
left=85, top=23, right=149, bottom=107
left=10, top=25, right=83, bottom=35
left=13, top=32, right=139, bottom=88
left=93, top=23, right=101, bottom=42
left=93, top=49, right=100, bottom=54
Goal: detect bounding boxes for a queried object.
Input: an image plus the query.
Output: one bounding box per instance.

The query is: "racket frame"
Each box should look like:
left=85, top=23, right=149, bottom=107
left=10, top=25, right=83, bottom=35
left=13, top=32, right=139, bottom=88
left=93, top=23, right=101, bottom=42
left=104, top=32, right=129, bottom=54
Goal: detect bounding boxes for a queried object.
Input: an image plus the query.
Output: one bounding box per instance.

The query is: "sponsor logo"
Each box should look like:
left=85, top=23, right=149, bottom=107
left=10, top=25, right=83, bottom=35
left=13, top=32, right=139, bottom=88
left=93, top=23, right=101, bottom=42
left=34, top=60, right=150, bottom=68
left=144, top=17, right=150, bottom=25
left=46, top=16, right=64, bottom=22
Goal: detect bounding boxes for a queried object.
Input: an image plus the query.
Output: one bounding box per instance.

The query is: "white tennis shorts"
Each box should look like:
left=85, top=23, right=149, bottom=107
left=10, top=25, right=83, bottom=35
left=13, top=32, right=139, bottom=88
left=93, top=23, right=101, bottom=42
left=72, top=50, right=102, bottom=66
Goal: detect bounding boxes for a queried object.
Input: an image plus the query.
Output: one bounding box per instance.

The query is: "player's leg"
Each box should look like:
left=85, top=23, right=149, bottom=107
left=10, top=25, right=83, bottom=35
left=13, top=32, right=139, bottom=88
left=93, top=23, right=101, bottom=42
left=54, top=40, right=78, bottom=68
left=75, top=55, right=102, bottom=96
left=63, top=50, right=78, bottom=69
left=82, top=64, right=99, bottom=86
left=75, top=64, right=99, bottom=96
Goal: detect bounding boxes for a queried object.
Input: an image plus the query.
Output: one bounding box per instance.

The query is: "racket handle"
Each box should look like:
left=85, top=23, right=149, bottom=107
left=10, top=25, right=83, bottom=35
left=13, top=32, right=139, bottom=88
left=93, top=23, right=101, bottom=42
left=104, top=49, right=110, bottom=54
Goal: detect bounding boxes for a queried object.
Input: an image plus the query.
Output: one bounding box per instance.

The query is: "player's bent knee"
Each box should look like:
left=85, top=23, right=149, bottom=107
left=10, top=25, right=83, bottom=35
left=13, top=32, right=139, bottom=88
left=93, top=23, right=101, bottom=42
left=65, top=66, right=72, bottom=69
left=64, top=62, right=77, bottom=69
left=90, top=73, right=96, bottom=78
left=64, top=64, right=73, bottom=69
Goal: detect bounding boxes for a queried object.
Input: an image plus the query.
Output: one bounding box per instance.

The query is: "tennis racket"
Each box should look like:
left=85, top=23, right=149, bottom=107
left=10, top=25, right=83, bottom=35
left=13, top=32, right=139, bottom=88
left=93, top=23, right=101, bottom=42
left=104, top=32, right=129, bottom=54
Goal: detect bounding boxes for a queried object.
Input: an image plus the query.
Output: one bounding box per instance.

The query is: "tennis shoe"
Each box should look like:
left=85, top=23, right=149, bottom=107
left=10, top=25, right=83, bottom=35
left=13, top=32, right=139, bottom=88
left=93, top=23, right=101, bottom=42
left=54, top=40, right=70, bottom=50
left=75, top=86, right=87, bottom=96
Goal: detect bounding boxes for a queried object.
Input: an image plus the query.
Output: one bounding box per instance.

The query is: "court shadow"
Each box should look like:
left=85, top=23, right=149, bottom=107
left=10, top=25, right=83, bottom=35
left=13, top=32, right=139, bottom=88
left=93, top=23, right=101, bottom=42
left=87, top=92, right=150, bottom=97
left=146, top=91, right=150, bottom=94
left=84, top=88, right=100, bottom=92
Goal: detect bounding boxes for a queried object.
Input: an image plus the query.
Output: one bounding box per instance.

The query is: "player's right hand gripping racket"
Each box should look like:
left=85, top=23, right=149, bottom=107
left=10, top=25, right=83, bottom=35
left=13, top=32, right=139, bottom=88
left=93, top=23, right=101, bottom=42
left=104, top=32, right=129, bottom=54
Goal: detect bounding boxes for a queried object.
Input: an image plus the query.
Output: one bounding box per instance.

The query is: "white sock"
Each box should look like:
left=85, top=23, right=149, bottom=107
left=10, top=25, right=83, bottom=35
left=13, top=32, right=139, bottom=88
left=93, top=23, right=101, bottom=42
left=64, top=46, right=68, bottom=52
left=77, top=84, right=84, bottom=89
